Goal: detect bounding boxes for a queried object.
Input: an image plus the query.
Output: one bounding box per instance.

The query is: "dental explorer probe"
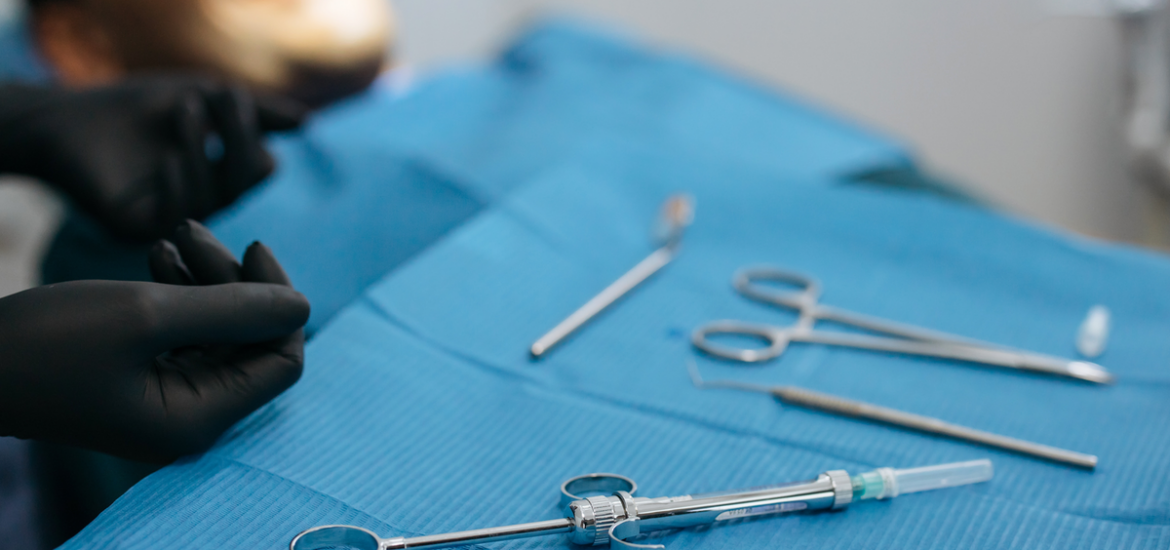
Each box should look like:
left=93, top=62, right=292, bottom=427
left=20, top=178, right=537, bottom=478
left=688, top=362, right=1097, bottom=469
left=291, top=460, right=993, bottom=550
left=531, top=194, right=694, bottom=358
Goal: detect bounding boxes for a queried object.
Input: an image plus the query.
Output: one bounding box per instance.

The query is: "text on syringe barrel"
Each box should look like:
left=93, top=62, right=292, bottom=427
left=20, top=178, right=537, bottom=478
left=626, top=474, right=839, bottom=531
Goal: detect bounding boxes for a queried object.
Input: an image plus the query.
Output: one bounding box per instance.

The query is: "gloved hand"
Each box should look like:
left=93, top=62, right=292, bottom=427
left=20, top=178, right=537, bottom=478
left=0, top=220, right=309, bottom=463
left=0, top=76, right=305, bottom=242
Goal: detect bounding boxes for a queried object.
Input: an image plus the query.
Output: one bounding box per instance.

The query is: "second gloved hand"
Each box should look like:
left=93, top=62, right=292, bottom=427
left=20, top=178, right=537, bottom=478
left=0, top=76, right=305, bottom=242
left=0, top=221, right=309, bottom=462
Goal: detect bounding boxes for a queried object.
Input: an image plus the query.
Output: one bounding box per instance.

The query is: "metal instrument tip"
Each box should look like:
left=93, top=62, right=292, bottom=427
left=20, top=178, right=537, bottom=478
left=687, top=359, right=775, bottom=395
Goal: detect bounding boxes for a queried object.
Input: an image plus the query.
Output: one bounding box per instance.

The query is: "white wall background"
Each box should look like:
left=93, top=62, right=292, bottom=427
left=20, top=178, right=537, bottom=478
left=394, top=0, right=1160, bottom=245
left=0, top=0, right=16, bottom=22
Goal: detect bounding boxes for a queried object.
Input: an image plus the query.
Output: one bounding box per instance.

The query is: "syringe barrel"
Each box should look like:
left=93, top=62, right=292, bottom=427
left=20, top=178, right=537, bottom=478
left=630, top=472, right=847, bottom=529
left=568, top=471, right=853, bottom=545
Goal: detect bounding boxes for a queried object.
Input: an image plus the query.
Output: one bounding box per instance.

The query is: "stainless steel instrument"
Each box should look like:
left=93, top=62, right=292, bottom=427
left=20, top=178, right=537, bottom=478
left=689, top=362, right=1098, bottom=469
left=531, top=194, right=694, bottom=358
left=692, top=267, right=1114, bottom=384
left=291, top=461, right=993, bottom=550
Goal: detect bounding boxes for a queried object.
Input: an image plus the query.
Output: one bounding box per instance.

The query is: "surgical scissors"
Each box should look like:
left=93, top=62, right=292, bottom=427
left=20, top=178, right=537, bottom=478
left=691, top=267, right=1114, bottom=384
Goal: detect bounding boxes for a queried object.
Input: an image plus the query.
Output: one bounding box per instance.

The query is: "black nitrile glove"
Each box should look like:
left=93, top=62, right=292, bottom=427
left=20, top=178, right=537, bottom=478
left=0, top=220, right=308, bottom=463
left=0, top=76, right=305, bottom=242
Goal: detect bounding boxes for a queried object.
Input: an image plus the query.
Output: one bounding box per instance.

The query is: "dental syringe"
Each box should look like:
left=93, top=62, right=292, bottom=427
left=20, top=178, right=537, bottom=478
left=290, top=459, right=993, bottom=550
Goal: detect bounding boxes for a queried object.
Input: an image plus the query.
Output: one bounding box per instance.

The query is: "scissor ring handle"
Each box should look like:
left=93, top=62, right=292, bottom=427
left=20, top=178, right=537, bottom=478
left=691, top=321, right=788, bottom=363
left=560, top=473, right=638, bottom=507
left=290, top=525, right=382, bottom=550
left=734, top=267, right=821, bottom=309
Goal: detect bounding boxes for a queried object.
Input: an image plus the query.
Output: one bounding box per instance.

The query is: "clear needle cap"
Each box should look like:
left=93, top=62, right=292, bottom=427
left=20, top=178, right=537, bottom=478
left=853, top=459, right=993, bottom=500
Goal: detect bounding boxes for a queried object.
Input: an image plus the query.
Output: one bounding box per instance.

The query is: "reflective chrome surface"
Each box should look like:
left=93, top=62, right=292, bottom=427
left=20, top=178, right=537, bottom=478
left=291, top=525, right=380, bottom=550
left=690, top=362, right=1098, bottom=470
left=561, top=473, right=638, bottom=506
left=692, top=267, right=1114, bottom=384
left=530, top=194, right=694, bottom=358
left=291, top=468, right=851, bottom=550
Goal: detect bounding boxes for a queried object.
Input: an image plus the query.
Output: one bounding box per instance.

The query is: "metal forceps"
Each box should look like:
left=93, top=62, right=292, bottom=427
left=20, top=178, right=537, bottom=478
left=692, top=267, right=1114, bottom=384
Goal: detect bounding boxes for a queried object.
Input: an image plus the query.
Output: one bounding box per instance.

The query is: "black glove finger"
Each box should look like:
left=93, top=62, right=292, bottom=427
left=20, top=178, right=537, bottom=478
left=253, top=93, right=307, bottom=132
left=236, top=241, right=306, bottom=358
left=239, top=242, right=305, bottom=357
left=148, top=240, right=195, bottom=286
left=222, top=336, right=304, bottom=399
left=205, top=85, right=271, bottom=206
left=142, top=282, right=310, bottom=356
left=259, top=324, right=306, bottom=364
left=144, top=337, right=305, bottom=460
left=173, top=91, right=216, bottom=218
left=171, top=219, right=242, bottom=284
left=240, top=241, right=305, bottom=358
left=179, top=332, right=304, bottom=400
left=241, top=241, right=292, bottom=286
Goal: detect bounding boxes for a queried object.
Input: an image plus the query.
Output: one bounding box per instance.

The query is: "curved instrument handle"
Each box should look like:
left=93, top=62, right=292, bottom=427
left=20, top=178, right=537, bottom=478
left=734, top=267, right=822, bottom=311
left=691, top=321, right=792, bottom=363
left=560, top=473, right=638, bottom=507
left=610, top=519, right=666, bottom=549
left=290, top=525, right=383, bottom=550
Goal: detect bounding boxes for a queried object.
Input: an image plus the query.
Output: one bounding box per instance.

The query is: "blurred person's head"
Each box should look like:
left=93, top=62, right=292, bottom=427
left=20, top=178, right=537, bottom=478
left=25, top=0, right=393, bottom=108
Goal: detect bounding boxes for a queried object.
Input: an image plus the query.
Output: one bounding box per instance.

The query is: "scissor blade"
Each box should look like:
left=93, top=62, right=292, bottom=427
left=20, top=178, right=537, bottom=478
left=793, top=330, right=1114, bottom=384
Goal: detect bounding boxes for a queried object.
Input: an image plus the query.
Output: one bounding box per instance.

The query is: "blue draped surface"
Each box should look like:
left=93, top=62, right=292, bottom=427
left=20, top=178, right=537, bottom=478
left=0, top=14, right=47, bottom=82
left=37, top=20, right=914, bottom=333
left=62, top=149, right=1170, bottom=548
